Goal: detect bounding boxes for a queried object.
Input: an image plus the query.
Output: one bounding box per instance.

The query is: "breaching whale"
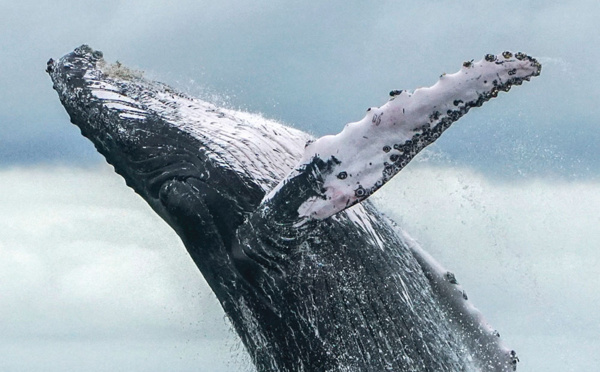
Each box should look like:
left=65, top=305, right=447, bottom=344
left=47, top=45, right=540, bottom=371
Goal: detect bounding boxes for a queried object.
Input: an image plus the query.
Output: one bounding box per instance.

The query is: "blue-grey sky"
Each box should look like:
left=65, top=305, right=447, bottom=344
left=1, top=0, right=599, bottom=178
left=1, top=1, right=599, bottom=371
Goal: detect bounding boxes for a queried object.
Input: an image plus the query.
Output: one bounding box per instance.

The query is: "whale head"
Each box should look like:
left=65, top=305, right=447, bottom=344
left=47, top=45, right=315, bottom=246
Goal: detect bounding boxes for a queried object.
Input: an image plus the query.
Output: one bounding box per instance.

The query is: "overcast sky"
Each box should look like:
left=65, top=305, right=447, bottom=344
left=1, top=1, right=599, bottom=371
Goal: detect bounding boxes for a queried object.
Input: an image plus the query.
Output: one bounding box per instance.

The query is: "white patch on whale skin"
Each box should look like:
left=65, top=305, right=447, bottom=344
left=102, top=102, right=147, bottom=113
left=118, top=113, right=147, bottom=121
left=91, top=88, right=137, bottom=104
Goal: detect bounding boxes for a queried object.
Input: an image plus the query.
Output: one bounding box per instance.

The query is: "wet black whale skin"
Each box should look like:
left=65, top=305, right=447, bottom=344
left=48, top=45, right=514, bottom=372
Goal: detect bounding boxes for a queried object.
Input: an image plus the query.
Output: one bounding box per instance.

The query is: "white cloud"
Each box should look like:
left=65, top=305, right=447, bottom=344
left=2, top=164, right=598, bottom=370
left=0, top=165, right=252, bottom=372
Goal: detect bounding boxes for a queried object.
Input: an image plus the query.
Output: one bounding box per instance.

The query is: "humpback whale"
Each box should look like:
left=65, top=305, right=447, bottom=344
left=47, top=45, right=540, bottom=371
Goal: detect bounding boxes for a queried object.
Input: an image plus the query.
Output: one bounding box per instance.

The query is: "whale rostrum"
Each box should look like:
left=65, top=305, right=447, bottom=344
left=48, top=45, right=540, bottom=371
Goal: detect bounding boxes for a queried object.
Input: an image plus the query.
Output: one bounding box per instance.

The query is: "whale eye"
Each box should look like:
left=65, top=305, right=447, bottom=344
left=337, top=171, right=348, bottom=180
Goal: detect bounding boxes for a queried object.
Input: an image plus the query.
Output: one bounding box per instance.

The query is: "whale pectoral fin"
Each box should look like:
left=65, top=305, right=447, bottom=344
left=260, top=52, right=541, bottom=224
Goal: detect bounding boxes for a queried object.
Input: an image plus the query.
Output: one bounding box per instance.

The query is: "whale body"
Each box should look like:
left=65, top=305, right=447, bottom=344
left=47, top=45, right=540, bottom=371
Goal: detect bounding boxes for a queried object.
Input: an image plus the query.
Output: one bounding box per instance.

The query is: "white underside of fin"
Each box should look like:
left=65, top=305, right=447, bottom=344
left=264, top=52, right=541, bottom=221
